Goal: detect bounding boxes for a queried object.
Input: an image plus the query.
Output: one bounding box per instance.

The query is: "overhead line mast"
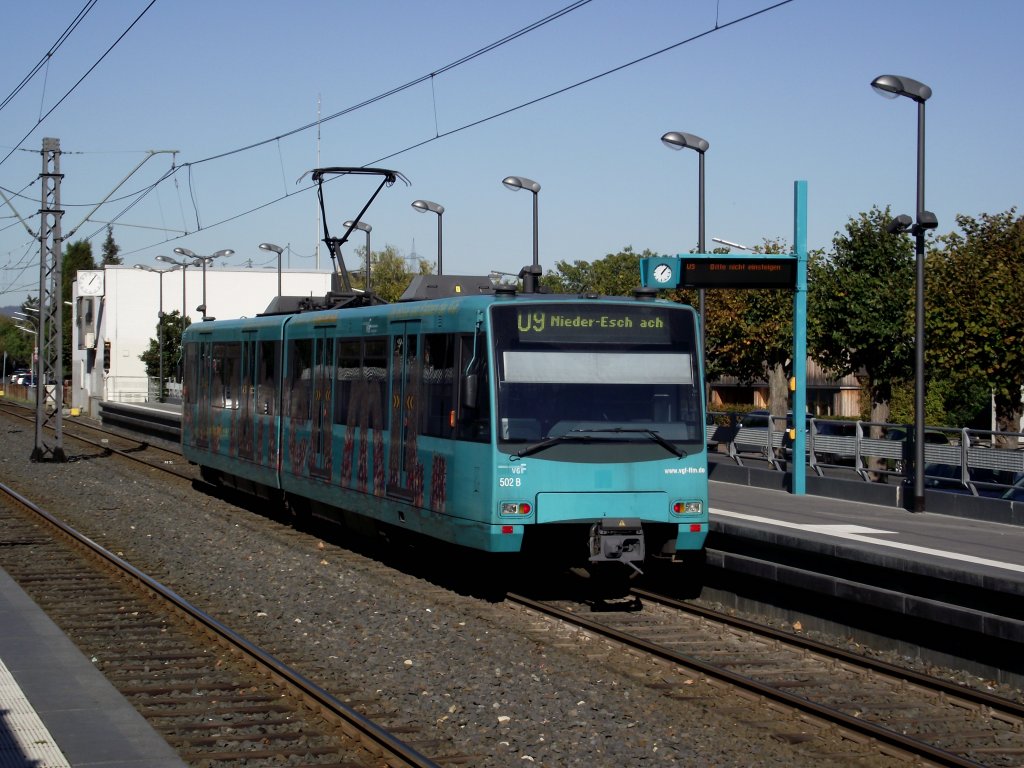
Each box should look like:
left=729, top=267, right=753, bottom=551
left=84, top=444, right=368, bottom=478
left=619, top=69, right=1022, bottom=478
left=33, top=137, right=66, bottom=462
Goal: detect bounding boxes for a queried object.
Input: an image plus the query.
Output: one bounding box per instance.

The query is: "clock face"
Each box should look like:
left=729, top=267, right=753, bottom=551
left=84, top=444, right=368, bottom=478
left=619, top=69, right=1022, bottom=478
left=652, top=263, right=673, bottom=284
left=79, top=270, right=104, bottom=296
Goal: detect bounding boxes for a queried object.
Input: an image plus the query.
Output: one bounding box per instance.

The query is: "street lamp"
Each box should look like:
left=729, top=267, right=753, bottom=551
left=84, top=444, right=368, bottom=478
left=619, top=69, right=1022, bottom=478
left=258, top=242, right=284, bottom=299
left=411, top=200, right=444, bottom=276
left=340, top=223, right=372, bottom=295
left=661, top=131, right=710, bottom=367
left=156, top=254, right=191, bottom=320
left=872, top=73, right=935, bottom=513
left=501, top=176, right=541, bottom=292
left=174, top=246, right=234, bottom=320
left=134, top=264, right=177, bottom=402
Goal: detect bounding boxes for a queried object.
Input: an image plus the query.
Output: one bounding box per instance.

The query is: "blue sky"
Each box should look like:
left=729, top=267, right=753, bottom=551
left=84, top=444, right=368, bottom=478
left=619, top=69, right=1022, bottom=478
left=1, top=0, right=1021, bottom=303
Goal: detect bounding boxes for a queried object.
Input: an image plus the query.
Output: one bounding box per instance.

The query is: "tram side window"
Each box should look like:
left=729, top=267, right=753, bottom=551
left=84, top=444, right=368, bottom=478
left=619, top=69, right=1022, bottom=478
left=214, top=342, right=241, bottom=409
left=288, top=338, right=313, bottom=421
left=457, top=333, right=490, bottom=443
left=364, top=337, right=389, bottom=430
left=422, top=334, right=455, bottom=438
left=258, top=340, right=278, bottom=416
left=334, top=340, right=359, bottom=425
left=183, top=344, right=199, bottom=405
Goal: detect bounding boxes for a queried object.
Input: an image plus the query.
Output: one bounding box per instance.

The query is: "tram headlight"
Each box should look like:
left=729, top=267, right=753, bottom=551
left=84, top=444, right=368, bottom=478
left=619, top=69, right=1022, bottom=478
left=500, top=501, right=532, bottom=516
left=672, top=500, right=703, bottom=516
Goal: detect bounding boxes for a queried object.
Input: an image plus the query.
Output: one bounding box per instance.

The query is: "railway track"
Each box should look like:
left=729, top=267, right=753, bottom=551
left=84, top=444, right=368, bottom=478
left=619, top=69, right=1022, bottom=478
left=0, top=400, right=195, bottom=481
left=0, top=479, right=446, bottom=767
left=509, top=588, right=1024, bottom=767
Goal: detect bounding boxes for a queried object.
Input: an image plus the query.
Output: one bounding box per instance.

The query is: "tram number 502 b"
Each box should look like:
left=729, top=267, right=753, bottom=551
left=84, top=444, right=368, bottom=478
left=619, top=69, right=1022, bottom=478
left=499, top=477, right=522, bottom=488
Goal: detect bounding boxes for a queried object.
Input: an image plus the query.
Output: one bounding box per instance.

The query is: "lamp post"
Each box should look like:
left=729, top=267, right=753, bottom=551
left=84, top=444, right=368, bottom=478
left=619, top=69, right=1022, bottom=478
left=134, top=264, right=177, bottom=401
left=156, top=254, right=190, bottom=320
left=501, top=176, right=541, bottom=292
left=411, top=200, right=444, bottom=276
left=174, top=246, right=234, bottom=320
left=661, top=131, right=710, bottom=367
left=872, top=74, right=935, bottom=513
left=258, top=242, right=284, bottom=299
left=340, top=223, right=372, bottom=295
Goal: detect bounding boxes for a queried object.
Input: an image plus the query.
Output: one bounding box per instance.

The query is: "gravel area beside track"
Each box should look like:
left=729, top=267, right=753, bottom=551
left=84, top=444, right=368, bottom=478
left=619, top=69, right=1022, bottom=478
left=1, top=412, right=906, bottom=766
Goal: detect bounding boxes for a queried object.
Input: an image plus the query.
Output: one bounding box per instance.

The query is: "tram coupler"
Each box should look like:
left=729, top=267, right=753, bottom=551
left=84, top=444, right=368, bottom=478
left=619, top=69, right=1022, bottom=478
left=589, top=518, right=645, bottom=575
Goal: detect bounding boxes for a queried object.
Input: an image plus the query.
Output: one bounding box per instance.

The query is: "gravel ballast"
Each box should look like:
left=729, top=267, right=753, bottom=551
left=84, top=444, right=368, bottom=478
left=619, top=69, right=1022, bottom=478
left=0, top=411, right=909, bottom=766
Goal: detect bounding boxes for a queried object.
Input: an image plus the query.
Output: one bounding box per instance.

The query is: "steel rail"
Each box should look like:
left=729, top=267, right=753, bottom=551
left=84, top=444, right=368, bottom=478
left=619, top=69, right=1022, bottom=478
left=633, top=586, right=1024, bottom=719
left=508, top=591, right=987, bottom=768
left=0, top=479, right=440, bottom=768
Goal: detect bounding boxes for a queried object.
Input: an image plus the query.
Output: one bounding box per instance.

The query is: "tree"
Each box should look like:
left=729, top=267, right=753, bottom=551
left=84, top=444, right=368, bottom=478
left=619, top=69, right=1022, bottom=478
left=139, top=311, right=189, bottom=389
left=705, top=239, right=796, bottom=417
left=809, top=207, right=915, bottom=427
left=61, top=240, right=96, bottom=372
left=351, top=244, right=430, bottom=303
left=541, top=246, right=650, bottom=295
left=101, top=225, right=122, bottom=265
left=0, top=313, right=36, bottom=373
left=927, top=209, right=1024, bottom=441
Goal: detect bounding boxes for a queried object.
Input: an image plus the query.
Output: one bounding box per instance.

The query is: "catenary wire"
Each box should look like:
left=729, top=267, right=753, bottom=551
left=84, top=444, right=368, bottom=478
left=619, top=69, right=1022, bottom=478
left=120, top=0, right=792, bottom=256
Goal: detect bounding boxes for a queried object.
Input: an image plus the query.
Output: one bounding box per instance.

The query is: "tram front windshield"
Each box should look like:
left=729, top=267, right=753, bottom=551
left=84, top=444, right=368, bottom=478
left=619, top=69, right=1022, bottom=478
left=491, top=303, right=702, bottom=448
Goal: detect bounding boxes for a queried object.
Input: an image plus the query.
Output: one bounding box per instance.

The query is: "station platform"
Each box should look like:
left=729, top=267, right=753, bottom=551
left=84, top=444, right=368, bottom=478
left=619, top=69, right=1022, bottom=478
left=707, top=474, right=1024, bottom=684
left=0, top=567, right=185, bottom=768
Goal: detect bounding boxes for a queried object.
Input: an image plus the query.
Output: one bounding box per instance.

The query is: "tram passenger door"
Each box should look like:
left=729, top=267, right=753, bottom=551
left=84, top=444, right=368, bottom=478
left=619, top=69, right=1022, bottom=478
left=309, top=329, right=334, bottom=480
left=387, top=322, right=420, bottom=502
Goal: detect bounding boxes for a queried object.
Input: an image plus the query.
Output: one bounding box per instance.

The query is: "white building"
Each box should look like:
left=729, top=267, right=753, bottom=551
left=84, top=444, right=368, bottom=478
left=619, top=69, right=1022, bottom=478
left=71, top=264, right=334, bottom=416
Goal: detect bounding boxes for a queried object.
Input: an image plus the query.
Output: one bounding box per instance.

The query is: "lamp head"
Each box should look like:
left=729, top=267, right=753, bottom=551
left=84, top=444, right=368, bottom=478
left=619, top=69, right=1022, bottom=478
left=661, top=131, right=709, bottom=154
left=411, top=199, right=444, bottom=215
left=886, top=213, right=913, bottom=234
left=502, top=176, right=541, bottom=194
left=259, top=242, right=284, bottom=254
left=914, top=211, right=938, bottom=231
left=173, top=246, right=196, bottom=258
left=212, top=249, right=234, bottom=259
left=342, top=221, right=372, bottom=233
left=871, top=74, right=931, bottom=103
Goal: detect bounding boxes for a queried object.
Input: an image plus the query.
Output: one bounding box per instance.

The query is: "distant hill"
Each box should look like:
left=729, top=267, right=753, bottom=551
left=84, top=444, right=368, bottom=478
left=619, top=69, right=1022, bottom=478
left=0, top=306, right=21, bottom=318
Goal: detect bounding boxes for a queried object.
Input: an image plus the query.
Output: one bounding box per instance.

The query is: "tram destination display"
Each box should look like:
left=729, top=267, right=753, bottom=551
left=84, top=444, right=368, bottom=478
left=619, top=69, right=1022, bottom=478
left=500, top=304, right=678, bottom=345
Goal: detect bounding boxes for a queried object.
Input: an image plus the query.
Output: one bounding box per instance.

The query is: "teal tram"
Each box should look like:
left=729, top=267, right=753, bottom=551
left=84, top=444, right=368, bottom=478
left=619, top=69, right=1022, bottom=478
left=180, top=168, right=709, bottom=581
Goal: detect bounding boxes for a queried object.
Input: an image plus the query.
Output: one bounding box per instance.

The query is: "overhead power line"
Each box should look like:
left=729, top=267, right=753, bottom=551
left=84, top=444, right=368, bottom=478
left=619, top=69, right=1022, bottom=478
left=122, top=0, right=793, bottom=255
left=0, top=0, right=159, bottom=172
left=0, top=0, right=98, bottom=115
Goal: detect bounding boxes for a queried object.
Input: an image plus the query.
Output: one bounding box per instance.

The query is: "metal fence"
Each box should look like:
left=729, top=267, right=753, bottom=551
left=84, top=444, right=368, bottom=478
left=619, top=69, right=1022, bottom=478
left=708, top=412, right=1024, bottom=498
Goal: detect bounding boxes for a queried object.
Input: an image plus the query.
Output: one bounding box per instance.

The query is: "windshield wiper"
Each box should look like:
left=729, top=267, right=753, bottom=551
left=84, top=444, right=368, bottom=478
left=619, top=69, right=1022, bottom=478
left=514, top=433, right=588, bottom=459
left=578, top=427, right=687, bottom=458
left=513, top=427, right=686, bottom=460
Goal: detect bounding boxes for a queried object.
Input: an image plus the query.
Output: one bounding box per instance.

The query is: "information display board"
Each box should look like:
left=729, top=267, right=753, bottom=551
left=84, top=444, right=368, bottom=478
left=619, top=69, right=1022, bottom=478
left=681, top=257, right=796, bottom=289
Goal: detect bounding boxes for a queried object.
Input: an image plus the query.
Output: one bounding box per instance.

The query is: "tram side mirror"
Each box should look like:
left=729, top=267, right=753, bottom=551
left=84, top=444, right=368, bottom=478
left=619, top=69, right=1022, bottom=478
left=463, top=373, right=478, bottom=409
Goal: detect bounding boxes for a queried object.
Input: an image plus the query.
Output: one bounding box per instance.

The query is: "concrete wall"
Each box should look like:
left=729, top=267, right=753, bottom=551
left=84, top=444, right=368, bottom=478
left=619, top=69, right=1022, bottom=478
left=71, top=265, right=334, bottom=415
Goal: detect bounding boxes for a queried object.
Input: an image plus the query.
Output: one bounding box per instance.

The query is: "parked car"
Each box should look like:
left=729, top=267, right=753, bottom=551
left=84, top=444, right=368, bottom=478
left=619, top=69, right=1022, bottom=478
left=1002, top=473, right=1024, bottom=502
left=922, top=463, right=1015, bottom=497
left=812, top=420, right=857, bottom=465
left=9, top=368, right=29, bottom=384
left=884, top=427, right=951, bottom=473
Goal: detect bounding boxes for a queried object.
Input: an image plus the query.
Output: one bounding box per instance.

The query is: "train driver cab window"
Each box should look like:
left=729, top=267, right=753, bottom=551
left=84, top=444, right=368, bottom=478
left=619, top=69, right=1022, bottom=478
left=457, top=333, right=490, bottom=443
left=422, top=334, right=455, bottom=438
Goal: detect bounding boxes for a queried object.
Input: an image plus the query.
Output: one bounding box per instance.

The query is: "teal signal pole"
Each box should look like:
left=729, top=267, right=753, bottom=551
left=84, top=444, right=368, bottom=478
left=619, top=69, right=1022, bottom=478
left=791, top=180, right=808, bottom=495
